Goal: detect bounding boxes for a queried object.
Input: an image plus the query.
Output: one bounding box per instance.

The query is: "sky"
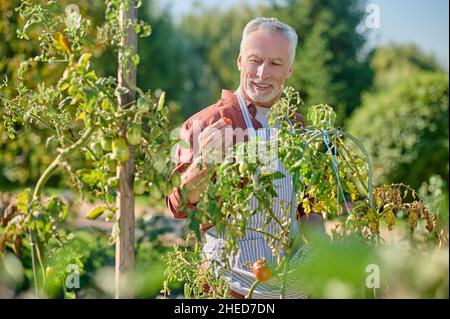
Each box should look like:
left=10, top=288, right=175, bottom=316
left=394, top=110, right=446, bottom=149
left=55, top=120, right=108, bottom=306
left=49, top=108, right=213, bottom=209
left=155, top=0, right=449, bottom=69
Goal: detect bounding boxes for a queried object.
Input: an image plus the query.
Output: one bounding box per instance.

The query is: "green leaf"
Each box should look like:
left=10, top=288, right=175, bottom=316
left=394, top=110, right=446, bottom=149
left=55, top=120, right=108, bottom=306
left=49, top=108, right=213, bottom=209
left=157, top=92, right=165, bottom=112
left=115, top=86, right=129, bottom=96
left=17, top=189, right=30, bottom=214
left=58, top=96, right=73, bottom=109
left=78, top=169, right=106, bottom=187
left=137, top=95, right=149, bottom=111
left=141, top=24, right=152, bottom=37
left=86, top=206, right=107, bottom=220
left=267, top=186, right=278, bottom=198
left=272, top=171, right=286, bottom=180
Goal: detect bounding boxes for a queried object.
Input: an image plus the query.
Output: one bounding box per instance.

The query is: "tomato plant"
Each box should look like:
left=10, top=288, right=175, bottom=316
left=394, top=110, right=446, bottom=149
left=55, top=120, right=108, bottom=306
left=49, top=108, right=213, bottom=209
left=0, top=0, right=174, bottom=298
left=164, top=87, right=447, bottom=299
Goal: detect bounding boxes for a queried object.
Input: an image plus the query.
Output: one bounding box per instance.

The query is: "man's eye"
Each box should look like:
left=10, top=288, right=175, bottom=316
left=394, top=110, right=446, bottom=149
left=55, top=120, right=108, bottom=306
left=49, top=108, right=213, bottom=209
left=272, top=62, right=282, bottom=66
left=250, top=59, right=261, bottom=63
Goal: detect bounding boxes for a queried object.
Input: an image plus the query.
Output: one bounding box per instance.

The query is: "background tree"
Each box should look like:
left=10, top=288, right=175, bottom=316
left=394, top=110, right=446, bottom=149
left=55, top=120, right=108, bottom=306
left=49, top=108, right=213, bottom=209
left=347, top=71, right=448, bottom=189
left=369, top=43, right=443, bottom=89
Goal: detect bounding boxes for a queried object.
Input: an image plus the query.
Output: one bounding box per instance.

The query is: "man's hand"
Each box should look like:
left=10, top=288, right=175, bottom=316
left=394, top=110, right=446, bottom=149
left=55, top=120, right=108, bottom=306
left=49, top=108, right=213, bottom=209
left=180, top=118, right=233, bottom=204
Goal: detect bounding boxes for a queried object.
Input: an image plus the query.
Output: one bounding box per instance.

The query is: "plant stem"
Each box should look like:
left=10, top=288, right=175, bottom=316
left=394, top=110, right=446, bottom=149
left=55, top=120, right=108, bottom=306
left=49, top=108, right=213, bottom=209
left=340, top=131, right=374, bottom=208
left=28, top=127, right=94, bottom=296
left=245, top=280, right=260, bottom=299
left=32, top=127, right=95, bottom=200
left=255, top=193, right=286, bottom=233
left=246, top=227, right=278, bottom=240
left=28, top=231, right=39, bottom=298
left=2, top=98, right=100, bottom=159
left=337, top=136, right=369, bottom=193
left=35, top=239, right=46, bottom=287
left=280, top=260, right=289, bottom=299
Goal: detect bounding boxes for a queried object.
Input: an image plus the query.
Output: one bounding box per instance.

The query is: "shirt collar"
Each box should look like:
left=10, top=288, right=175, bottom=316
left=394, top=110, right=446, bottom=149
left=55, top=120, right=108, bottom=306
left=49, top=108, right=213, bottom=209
left=221, top=89, right=257, bottom=118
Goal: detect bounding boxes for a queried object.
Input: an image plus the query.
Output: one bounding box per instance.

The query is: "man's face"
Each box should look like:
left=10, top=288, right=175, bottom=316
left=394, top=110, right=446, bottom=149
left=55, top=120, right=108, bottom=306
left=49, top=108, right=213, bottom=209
left=237, top=29, right=293, bottom=107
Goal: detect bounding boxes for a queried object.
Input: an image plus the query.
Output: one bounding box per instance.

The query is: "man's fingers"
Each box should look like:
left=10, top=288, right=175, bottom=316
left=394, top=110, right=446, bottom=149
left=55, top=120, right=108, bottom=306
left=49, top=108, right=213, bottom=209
left=200, top=117, right=233, bottom=139
left=200, top=126, right=233, bottom=149
left=197, top=117, right=233, bottom=163
left=209, top=117, right=232, bottom=130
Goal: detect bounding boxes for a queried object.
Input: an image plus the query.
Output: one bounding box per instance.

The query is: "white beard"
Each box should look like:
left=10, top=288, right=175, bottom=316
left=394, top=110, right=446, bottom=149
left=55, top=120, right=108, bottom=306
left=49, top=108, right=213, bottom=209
left=245, top=81, right=281, bottom=104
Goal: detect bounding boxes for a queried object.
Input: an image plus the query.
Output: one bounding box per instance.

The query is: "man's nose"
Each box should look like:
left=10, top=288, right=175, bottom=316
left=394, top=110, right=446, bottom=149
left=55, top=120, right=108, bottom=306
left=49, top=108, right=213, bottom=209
left=256, top=62, right=270, bottom=80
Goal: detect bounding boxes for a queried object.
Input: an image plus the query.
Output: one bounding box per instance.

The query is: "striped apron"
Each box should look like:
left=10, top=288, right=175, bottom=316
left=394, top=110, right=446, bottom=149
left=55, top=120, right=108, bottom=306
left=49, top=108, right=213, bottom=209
left=203, top=88, right=307, bottom=299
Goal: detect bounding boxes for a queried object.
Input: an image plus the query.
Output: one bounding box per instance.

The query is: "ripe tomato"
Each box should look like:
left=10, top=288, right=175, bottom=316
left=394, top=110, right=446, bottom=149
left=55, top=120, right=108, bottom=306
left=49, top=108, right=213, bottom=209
left=252, top=259, right=272, bottom=282
left=223, top=117, right=232, bottom=126
left=112, top=138, right=130, bottom=163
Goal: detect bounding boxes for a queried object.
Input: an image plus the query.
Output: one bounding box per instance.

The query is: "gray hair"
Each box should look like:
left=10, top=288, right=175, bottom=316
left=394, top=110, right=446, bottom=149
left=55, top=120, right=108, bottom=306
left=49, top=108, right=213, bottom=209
left=240, top=17, right=298, bottom=65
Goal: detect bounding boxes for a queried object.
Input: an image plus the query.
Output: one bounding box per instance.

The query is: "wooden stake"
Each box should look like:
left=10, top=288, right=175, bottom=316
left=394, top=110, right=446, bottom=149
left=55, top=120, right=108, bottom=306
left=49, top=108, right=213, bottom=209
left=115, top=0, right=137, bottom=299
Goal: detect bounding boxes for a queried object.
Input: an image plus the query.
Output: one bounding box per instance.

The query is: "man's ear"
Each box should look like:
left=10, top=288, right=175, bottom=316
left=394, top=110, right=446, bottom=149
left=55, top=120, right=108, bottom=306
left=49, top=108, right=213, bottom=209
left=237, top=54, right=242, bottom=71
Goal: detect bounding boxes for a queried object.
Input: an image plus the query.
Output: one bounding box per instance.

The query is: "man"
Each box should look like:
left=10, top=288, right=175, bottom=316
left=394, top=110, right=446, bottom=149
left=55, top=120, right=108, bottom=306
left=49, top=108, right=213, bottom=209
left=166, top=17, right=324, bottom=298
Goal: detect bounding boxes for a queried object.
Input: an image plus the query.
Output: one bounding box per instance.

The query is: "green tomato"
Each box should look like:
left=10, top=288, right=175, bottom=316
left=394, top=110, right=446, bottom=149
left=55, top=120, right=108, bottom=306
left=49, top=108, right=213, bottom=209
left=170, top=174, right=181, bottom=188
left=77, top=53, right=92, bottom=69
left=162, top=183, right=172, bottom=196
left=148, top=183, right=162, bottom=200
left=84, top=148, right=94, bottom=161
left=89, top=141, right=103, bottom=159
left=126, top=126, right=142, bottom=146
left=238, top=162, right=248, bottom=175
left=134, top=178, right=146, bottom=195
left=100, top=134, right=113, bottom=151
left=112, top=138, right=130, bottom=163
left=106, top=158, right=117, bottom=173
left=311, top=172, right=320, bottom=185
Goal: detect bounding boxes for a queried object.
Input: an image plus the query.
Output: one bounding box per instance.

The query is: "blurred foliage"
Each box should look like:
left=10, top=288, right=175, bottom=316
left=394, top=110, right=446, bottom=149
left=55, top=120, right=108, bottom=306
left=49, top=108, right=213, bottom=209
left=419, top=175, right=449, bottom=225
left=137, top=2, right=197, bottom=121
left=346, top=71, right=448, bottom=189
left=370, top=43, right=443, bottom=89
left=293, top=233, right=448, bottom=298
left=0, top=209, right=173, bottom=298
